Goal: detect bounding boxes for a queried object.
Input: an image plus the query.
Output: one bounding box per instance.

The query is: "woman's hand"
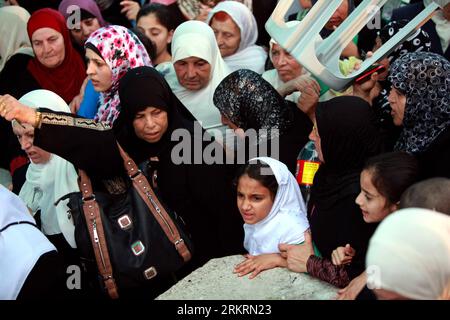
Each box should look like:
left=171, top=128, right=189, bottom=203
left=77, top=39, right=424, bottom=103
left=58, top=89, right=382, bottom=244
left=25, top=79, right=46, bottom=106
left=234, top=253, right=286, bottom=279
left=0, top=94, right=36, bottom=126
left=352, top=72, right=381, bottom=106
left=296, top=78, right=320, bottom=121
left=70, top=76, right=89, bottom=113
left=331, top=244, right=356, bottom=266
left=194, top=4, right=211, bottom=22
left=336, top=272, right=367, bottom=300
left=69, top=93, right=83, bottom=114
left=120, top=1, right=140, bottom=21
left=279, top=230, right=314, bottom=273
left=278, top=74, right=320, bottom=98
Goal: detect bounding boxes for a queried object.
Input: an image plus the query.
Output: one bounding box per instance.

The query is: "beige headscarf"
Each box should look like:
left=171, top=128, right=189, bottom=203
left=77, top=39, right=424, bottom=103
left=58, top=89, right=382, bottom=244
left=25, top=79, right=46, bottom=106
left=366, top=208, right=450, bottom=300
left=0, top=6, right=33, bottom=72
left=165, top=20, right=231, bottom=132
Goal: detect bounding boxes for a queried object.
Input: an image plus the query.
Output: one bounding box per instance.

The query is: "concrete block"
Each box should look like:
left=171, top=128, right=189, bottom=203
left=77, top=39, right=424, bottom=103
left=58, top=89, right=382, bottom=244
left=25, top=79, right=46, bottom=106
left=157, top=255, right=338, bottom=300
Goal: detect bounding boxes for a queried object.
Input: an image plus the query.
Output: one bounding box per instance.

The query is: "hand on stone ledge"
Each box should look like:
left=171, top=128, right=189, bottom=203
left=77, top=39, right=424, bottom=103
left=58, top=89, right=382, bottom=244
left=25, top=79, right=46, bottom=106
left=234, top=253, right=287, bottom=279
left=279, top=230, right=314, bottom=273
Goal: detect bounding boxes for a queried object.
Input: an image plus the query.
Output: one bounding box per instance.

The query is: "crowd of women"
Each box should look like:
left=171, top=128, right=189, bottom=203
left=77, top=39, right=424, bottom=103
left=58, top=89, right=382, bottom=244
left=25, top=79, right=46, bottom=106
left=0, top=0, right=449, bottom=300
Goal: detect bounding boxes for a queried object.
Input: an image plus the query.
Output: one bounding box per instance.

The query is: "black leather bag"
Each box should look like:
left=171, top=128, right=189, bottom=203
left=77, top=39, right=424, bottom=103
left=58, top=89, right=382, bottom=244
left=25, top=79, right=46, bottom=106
left=67, top=144, right=192, bottom=298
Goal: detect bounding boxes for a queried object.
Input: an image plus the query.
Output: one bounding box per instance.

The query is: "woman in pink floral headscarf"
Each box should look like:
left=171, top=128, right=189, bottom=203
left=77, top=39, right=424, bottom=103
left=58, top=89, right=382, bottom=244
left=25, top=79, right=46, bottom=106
left=85, top=25, right=152, bottom=125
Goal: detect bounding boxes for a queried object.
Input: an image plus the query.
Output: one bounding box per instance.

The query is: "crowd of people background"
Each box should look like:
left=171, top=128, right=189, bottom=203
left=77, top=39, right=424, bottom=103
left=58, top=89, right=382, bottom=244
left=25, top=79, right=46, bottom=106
left=0, top=0, right=449, bottom=300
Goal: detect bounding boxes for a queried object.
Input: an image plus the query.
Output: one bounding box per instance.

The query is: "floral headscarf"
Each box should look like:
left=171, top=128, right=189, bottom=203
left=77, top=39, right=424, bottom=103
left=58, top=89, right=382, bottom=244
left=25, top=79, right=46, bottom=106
left=389, top=52, right=450, bottom=154
left=85, top=25, right=152, bottom=125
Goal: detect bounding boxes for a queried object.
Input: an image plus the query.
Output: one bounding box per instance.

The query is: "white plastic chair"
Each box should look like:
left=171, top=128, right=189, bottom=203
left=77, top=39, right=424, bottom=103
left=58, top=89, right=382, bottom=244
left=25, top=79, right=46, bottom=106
left=265, top=0, right=440, bottom=90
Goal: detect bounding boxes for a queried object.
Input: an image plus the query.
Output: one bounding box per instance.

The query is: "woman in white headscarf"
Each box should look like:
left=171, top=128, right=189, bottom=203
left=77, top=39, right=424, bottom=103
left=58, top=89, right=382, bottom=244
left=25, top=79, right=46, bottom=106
left=366, top=208, right=450, bottom=300
left=0, top=6, right=34, bottom=181
left=15, top=90, right=79, bottom=255
left=233, top=157, right=310, bottom=279
left=165, top=20, right=230, bottom=134
left=0, top=5, right=33, bottom=73
left=262, top=21, right=307, bottom=104
left=207, top=1, right=267, bottom=74
left=262, top=21, right=339, bottom=106
left=0, top=185, right=61, bottom=300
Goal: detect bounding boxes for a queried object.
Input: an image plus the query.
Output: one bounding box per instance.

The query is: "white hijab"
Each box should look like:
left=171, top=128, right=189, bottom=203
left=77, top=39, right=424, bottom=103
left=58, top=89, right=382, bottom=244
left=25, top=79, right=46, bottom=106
left=165, top=21, right=230, bottom=131
left=366, top=208, right=450, bottom=300
left=0, top=185, right=56, bottom=300
left=17, top=90, right=79, bottom=248
left=207, top=1, right=267, bottom=74
left=243, top=157, right=310, bottom=255
left=0, top=6, right=33, bottom=72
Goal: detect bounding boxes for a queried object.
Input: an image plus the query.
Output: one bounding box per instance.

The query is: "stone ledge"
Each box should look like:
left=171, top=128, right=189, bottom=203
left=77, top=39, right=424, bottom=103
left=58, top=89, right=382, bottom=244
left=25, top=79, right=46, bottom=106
left=157, top=255, right=338, bottom=300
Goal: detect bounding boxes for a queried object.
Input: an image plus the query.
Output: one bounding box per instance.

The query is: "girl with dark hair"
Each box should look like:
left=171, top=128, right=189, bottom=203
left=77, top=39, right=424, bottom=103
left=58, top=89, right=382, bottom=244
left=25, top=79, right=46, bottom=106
left=334, top=151, right=419, bottom=300
left=355, top=151, right=419, bottom=224
left=234, top=157, right=310, bottom=279
left=137, top=3, right=175, bottom=69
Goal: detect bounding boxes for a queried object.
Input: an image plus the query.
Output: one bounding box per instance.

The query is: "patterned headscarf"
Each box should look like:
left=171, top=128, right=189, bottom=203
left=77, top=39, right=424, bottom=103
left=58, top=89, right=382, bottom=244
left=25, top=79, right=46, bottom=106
left=389, top=52, right=450, bottom=154
left=85, top=25, right=152, bottom=125
left=378, top=19, right=432, bottom=63
left=213, top=69, right=293, bottom=141
left=373, top=20, right=432, bottom=126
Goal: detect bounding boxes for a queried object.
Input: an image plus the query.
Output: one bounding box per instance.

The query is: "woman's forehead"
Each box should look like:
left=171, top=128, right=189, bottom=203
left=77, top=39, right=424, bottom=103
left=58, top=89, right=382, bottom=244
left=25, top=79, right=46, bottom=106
left=12, top=121, right=34, bottom=134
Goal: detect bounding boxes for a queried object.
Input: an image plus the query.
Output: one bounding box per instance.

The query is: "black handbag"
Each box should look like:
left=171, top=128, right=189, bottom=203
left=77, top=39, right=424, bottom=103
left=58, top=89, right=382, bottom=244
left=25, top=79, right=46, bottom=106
left=67, top=143, right=192, bottom=299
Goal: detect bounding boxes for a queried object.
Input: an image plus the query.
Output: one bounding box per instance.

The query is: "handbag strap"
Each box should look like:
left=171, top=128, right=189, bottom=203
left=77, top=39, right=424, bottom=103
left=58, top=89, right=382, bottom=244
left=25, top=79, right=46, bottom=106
left=116, top=143, right=192, bottom=263
left=78, top=170, right=119, bottom=299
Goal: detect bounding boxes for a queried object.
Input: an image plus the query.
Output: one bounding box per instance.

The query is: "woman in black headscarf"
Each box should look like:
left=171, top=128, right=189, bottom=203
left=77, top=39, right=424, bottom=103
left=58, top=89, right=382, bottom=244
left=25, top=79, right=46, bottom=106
left=280, top=96, right=382, bottom=288
left=388, top=51, right=450, bottom=179
left=213, top=69, right=313, bottom=174
left=0, top=66, right=244, bottom=292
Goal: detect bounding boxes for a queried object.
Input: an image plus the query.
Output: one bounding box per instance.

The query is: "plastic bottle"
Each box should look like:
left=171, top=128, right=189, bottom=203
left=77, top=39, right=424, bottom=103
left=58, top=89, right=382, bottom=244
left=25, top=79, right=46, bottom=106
left=295, top=141, right=320, bottom=206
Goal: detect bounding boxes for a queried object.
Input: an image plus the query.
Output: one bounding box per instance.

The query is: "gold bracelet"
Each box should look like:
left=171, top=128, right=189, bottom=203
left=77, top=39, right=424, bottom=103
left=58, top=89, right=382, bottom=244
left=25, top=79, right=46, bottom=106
left=34, top=111, right=42, bottom=129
